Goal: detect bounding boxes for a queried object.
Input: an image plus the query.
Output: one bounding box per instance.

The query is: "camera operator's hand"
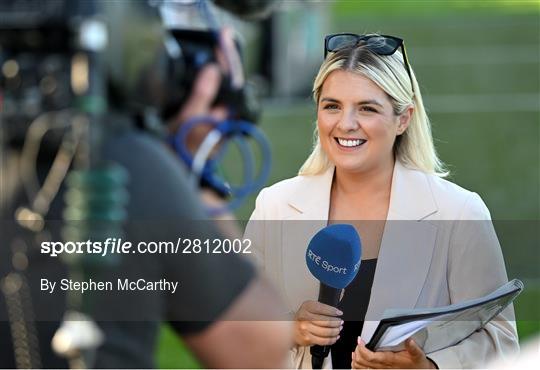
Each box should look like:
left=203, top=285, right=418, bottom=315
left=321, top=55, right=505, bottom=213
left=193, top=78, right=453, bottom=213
left=168, top=27, right=241, bottom=156
left=168, top=63, right=227, bottom=153
left=166, top=28, right=246, bottom=230
left=168, top=65, right=237, bottom=222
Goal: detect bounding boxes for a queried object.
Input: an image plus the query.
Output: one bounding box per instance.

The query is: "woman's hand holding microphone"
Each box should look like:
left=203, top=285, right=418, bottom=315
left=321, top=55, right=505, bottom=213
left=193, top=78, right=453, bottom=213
left=293, top=300, right=343, bottom=347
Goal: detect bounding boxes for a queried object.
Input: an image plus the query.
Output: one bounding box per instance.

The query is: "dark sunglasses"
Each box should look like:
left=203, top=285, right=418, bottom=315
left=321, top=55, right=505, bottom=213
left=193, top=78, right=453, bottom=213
left=324, top=33, right=414, bottom=93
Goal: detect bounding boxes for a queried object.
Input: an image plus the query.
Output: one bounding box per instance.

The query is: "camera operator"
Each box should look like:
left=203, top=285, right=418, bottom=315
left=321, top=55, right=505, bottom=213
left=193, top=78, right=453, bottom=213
left=1, top=0, right=290, bottom=368
left=93, top=61, right=290, bottom=370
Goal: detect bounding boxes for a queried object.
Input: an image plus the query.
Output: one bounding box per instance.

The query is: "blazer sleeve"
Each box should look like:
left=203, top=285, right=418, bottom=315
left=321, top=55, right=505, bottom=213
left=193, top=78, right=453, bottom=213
left=427, top=192, right=519, bottom=368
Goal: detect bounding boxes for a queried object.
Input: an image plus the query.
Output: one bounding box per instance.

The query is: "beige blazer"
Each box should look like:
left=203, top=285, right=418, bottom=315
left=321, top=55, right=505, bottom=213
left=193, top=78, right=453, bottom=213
left=244, top=160, right=519, bottom=369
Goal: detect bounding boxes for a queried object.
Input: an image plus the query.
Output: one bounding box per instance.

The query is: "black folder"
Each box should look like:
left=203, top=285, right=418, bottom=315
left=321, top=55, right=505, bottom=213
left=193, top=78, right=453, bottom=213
left=366, top=279, right=523, bottom=353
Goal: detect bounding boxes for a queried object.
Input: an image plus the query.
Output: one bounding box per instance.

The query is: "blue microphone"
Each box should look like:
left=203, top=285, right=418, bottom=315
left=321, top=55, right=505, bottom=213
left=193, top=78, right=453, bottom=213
left=305, top=224, right=362, bottom=369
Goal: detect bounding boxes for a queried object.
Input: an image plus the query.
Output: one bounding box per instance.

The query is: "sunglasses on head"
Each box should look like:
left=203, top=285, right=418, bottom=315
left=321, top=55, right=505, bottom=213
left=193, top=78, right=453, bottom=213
left=324, top=33, right=414, bottom=93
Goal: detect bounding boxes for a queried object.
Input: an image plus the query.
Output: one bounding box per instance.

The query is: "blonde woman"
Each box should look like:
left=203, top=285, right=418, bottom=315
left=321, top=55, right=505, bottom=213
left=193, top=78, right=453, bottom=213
left=245, top=33, right=518, bottom=369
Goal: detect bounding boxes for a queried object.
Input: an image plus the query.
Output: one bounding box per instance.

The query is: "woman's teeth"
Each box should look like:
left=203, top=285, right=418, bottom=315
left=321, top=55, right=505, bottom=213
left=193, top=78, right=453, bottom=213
left=337, top=138, right=366, bottom=147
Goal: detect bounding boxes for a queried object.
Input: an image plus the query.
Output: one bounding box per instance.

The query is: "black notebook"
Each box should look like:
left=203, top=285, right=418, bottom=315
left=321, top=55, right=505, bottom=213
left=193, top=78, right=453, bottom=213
left=366, top=279, right=523, bottom=353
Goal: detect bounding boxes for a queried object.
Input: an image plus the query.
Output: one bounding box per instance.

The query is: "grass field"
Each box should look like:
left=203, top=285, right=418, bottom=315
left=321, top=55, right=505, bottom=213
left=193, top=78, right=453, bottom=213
left=157, top=3, right=539, bottom=368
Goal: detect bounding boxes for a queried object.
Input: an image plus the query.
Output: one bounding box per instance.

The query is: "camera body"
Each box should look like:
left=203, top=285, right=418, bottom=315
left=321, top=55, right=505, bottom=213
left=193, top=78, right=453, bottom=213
left=160, top=28, right=259, bottom=122
left=0, top=0, right=261, bottom=149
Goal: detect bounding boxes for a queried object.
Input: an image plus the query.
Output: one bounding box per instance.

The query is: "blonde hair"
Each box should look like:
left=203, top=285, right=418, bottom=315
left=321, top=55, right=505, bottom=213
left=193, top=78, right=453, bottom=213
left=299, top=39, right=448, bottom=177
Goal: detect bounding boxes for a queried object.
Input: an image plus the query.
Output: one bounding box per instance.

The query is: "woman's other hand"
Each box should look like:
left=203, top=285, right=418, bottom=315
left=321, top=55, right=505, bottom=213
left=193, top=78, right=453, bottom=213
left=293, top=300, right=343, bottom=347
left=352, top=338, right=437, bottom=369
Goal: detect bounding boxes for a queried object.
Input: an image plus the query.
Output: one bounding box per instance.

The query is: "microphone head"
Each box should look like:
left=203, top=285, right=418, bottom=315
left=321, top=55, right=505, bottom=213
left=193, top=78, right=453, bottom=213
left=305, top=224, right=362, bottom=289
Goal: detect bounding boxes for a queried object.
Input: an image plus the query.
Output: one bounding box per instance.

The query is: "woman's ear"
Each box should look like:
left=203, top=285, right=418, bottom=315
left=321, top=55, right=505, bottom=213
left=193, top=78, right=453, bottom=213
left=397, top=105, right=414, bottom=135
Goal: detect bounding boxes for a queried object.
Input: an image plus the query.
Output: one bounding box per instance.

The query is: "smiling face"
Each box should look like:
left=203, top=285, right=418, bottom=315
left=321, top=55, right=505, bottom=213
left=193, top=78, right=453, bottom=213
left=317, top=69, right=410, bottom=175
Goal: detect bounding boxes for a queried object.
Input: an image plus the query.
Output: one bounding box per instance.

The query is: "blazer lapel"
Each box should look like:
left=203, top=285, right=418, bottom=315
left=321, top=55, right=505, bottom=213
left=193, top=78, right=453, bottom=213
left=286, top=167, right=334, bottom=220
left=362, top=161, right=439, bottom=340
left=386, top=161, right=438, bottom=221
